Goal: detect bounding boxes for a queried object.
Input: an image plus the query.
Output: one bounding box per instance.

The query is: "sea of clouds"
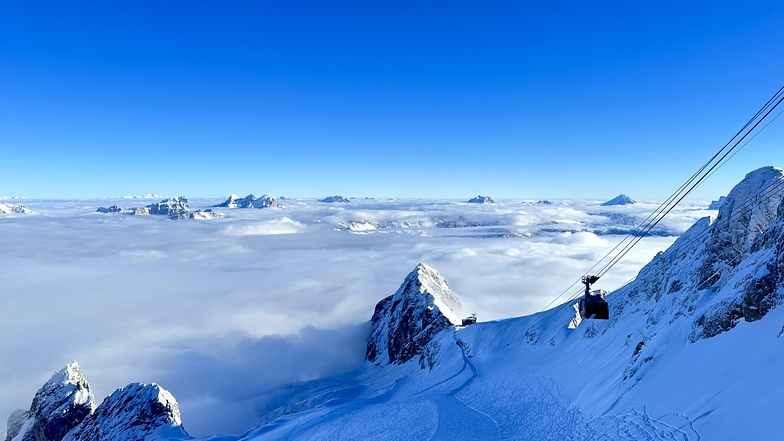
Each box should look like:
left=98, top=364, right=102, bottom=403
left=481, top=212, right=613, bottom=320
left=0, top=196, right=713, bottom=436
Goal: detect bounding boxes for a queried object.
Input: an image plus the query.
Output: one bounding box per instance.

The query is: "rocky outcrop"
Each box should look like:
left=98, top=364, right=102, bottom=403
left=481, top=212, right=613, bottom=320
left=601, top=194, right=637, bottom=206
left=319, top=195, right=350, bottom=203
left=96, top=205, right=131, bottom=214
left=11, top=362, right=95, bottom=441
left=215, top=194, right=279, bottom=208
left=468, top=195, right=494, bottom=204
left=708, top=196, right=727, bottom=210
left=5, top=409, right=29, bottom=441
left=175, top=209, right=224, bottom=220
left=0, top=202, right=33, bottom=214
left=603, top=167, right=784, bottom=342
left=366, top=263, right=462, bottom=367
left=146, top=197, right=190, bottom=216
left=62, top=383, right=187, bottom=441
left=96, top=197, right=223, bottom=219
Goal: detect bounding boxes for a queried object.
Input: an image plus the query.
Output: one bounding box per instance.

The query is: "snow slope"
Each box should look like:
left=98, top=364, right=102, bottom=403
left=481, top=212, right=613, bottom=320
left=228, top=166, right=784, bottom=440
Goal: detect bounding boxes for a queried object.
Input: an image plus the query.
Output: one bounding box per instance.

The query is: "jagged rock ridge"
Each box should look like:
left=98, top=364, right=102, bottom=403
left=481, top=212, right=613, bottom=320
left=96, top=197, right=223, bottom=219
left=605, top=166, right=784, bottom=342
left=319, top=195, right=350, bottom=203
left=62, top=383, right=187, bottom=441
left=467, top=195, right=494, bottom=204
left=215, top=194, right=279, bottom=208
left=366, top=263, right=462, bottom=367
left=9, top=362, right=95, bottom=441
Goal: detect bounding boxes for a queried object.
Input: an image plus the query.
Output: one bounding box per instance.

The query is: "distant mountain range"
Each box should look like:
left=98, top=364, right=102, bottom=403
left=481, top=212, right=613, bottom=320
left=8, top=166, right=784, bottom=440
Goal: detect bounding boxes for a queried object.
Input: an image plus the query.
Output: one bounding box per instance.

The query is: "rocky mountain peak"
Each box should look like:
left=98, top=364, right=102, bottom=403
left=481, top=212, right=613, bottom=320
left=606, top=165, right=784, bottom=343
left=10, top=362, right=95, bottom=441
left=711, top=166, right=784, bottom=256
left=366, top=263, right=462, bottom=366
left=62, top=383, right=187, bottom=441
left=215, top=193, right=279, bottom=208
left=601, top=194, right=637, bottom=206
left=468, top=195, right=494, bottom=204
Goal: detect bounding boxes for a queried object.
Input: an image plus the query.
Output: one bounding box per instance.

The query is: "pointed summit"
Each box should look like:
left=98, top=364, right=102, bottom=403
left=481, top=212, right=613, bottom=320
left=601, top=194, right=637, bottom=206
left=11, top=362, right=95, bottom=441
left=366, top=263, right=462, bottom=366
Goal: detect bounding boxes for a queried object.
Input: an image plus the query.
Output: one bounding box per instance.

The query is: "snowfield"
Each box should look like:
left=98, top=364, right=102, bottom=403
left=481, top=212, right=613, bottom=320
left=0, top=193, right=745, bottom=439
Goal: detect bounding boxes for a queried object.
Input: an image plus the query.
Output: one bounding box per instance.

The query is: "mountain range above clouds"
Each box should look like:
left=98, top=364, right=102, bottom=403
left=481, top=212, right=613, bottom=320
left=6, top=166, right=784, bottom=440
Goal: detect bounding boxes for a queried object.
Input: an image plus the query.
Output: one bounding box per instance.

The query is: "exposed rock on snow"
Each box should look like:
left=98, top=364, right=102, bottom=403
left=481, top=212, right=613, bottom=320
left=97, top=197, right=223, bottom=220
left=4, top=409, right=29, bottom=441
left=366, top=263, right=462, bottom=367
left=0, top=202, right=33, bottom=214
left=11, top=362, right=95, bottom=441
left=708, top=195, right=727, bottom=210
left=601, top=194, right=637, bottom=206
left=146, top=197, right=190, bottom=216
left=215, top=194, right=279, bottom=208
left=95, top=205, right=131, bottom=214
left=176, top=209, right=224, bottom=220
left=319, top=195, right=350, bottom=203
left=62, top=383, right=187, bottom=441
left=467, top=195, right=494, bottom=204
left=605, top=166, right=784, bottom=342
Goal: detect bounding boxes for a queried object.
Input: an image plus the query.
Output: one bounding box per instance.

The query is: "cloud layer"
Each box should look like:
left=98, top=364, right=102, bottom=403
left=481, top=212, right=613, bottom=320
left=0, top=197, right=711, bottom=436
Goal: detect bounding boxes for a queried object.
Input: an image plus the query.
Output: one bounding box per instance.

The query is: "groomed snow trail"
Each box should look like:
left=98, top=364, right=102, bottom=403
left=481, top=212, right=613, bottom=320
left=431, top=334, right=500, bottom=440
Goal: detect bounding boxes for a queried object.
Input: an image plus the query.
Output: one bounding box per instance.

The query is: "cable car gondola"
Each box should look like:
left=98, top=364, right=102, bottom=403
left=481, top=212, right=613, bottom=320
left=578, top=275, right=609, bottom=320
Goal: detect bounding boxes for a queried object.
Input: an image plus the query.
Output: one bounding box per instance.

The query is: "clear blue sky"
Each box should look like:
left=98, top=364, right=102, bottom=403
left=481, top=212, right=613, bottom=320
left=1, top=1, right=783, bottom=199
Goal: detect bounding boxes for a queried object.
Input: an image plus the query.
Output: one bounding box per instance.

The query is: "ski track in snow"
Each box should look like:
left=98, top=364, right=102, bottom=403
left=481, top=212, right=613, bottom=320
left=431, top=333, right=500, bottom=440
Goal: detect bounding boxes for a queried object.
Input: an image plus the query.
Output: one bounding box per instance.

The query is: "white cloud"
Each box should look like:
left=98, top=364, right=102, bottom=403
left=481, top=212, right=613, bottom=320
left=0, top=197, right=699, bottom=436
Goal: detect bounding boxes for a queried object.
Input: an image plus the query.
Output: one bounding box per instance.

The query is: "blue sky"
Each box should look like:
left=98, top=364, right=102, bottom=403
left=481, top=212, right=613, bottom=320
left=1, top=1, right=783, bottom=199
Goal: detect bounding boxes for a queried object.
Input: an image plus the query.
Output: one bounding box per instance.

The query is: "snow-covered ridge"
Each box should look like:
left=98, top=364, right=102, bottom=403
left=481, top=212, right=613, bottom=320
left=96, top=197, right=223, bottom=220
left=319, top=195, right=350, bottom=203
left=8, top=362, right=95, bottom=441
left=0, top=202, right=33, bottom=214
left=63, top=383, right=187, bottom=441
left=214, top=194, right=280, bottom=209
left=5, top=363, right=187, bottom=441
left=467, top=195, right=494, bottom=204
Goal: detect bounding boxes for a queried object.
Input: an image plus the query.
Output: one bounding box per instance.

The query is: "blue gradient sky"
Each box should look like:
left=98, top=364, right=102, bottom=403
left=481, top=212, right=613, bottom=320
left=1, top=1, right=783, bottom=199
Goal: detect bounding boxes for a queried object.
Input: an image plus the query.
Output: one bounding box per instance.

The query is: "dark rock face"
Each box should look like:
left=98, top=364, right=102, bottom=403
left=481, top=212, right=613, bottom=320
left=5, top=409, right=29, bottom=441
left=319, top=195, right=350, bottom=203
left=95, top=205, right=129, bottom=214
left=62, top=383, right=187, bottom=441
left=366, top=264, right=462, bottom=366
left=467, top=195, right=494, bottom=204
left=18, top=362, right=95, bottom=441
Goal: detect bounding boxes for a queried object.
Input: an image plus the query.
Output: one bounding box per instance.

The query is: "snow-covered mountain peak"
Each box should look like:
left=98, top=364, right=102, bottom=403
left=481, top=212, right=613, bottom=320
left=215, top=193, right=279, bottom=208
left=366, top=263, right=463, bottom=367
left=62, top=383, right=187, bottom=441
left=9, top=362, right=95, bottom=441
left=712, top=166, right=784, bottom=252
left=406, top=263, right=463, bottom=325
left=601, top=194, right=637, bottom=206
left=468, top=195, right=494, bottom=204
left=0, top=202, right=33, bottom=214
